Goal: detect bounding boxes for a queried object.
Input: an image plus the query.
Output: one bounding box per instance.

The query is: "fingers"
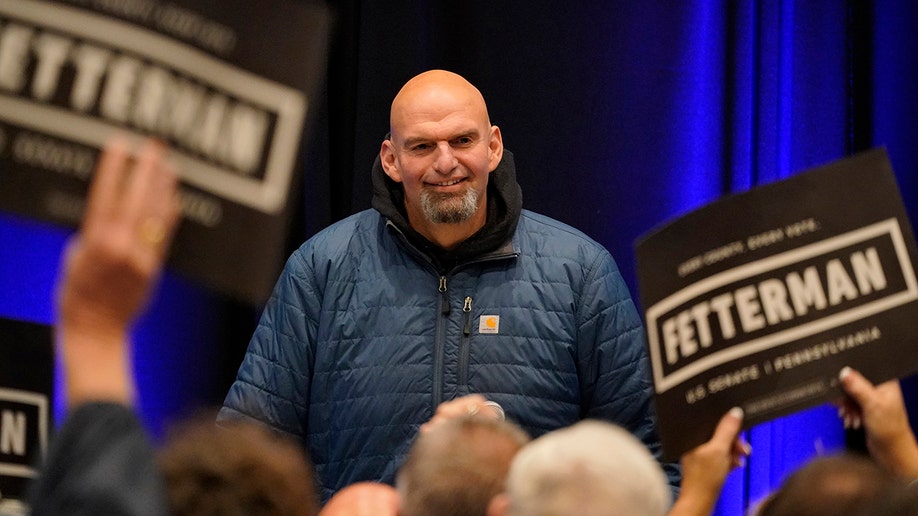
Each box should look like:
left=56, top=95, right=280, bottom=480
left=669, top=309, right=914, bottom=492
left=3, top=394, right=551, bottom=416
left=731, top=438, right=751, bottom=468
left=420, top=394, right=498, bottom=434
left=82, top=137, right=181, bottom=254
left=838, top=367, right=871, bottom=429
left=711, top=407, right=750, bottom=467
left=839, top=366, right=873, bottom=402
left=675, top=408, right=751, bottom=470
left=122, top=139, right=164, bottom=225
left=838, top=403, right=863, bottom=430
left=132, top=142, right=181, bottom=260
left=83, top=136, right=131, bottom=230
left=113, top=139, right=181, bottom=264
left=431, top=394, right=486, bottom=419
left=712, top=407, right=745, bottom=444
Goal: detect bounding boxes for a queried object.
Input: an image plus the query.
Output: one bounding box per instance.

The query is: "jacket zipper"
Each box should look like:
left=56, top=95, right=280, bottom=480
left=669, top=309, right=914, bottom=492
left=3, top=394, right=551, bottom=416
left=458, top=296, right=472, bottom=393
left=433, top=275, right=449, bottom=411
left=384, top=222, right=518, bottom=415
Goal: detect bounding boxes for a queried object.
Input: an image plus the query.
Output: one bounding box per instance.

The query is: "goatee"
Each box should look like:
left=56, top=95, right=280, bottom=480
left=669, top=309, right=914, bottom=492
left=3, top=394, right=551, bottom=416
left=421, top=188, right=479, bottom=224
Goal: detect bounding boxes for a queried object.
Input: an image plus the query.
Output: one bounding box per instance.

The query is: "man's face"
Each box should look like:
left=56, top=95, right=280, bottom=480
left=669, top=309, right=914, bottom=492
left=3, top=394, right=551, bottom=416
left=381, top=79, right=502, bottom=234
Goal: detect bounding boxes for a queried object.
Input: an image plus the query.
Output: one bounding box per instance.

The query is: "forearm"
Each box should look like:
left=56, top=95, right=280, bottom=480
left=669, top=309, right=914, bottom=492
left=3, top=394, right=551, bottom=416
left=58, top=320, right=134, bottom=408
left=668, top=491, right=719, bottom=516
left=873, top=433, right=918, bottom=480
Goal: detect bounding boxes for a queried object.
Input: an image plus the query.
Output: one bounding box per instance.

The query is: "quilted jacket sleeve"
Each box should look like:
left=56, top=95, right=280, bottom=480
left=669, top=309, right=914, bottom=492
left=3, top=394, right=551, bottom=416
left=577, top=250, right=683, bottom=493
left=218, top=246, right=319, bottom=439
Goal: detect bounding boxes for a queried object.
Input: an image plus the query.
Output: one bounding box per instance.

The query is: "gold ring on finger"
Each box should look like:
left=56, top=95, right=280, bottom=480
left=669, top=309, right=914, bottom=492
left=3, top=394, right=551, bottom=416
left=139, top=217, right=166, bottom=246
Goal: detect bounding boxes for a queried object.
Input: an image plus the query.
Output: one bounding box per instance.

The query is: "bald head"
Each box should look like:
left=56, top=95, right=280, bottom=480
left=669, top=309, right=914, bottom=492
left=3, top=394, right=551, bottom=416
left=319, top=482, right=399, bottom=516
left=389, top=70, right=492, bottom=141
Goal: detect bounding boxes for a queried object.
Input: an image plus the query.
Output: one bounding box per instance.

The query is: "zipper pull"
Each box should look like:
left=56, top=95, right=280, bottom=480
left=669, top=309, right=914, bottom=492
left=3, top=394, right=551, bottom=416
left=439, top=276, right=450, bottom=315
left=463, top=297, right=472, bottom=336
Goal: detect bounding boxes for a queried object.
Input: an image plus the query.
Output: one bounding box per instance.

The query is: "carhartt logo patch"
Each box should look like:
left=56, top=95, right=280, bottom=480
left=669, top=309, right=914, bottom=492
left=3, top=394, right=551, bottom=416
left=478, top=315, right=500, bottom=334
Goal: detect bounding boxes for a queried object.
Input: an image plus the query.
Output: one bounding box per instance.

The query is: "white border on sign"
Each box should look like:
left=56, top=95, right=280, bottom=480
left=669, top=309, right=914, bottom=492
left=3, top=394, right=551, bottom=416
left=646, top=218, right=918, bottom=393
left=0, top=388, right=48, bottom=479
left=0, top=0, right=307, bottom=214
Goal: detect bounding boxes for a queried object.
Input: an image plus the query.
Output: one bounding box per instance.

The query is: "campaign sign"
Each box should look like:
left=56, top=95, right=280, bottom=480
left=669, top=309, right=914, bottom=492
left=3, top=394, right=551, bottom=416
left=635, top=148, right=918, bottom=460
left=0, top=317, right=52, bottom=507
left=0, top=0, right=331, bottom=303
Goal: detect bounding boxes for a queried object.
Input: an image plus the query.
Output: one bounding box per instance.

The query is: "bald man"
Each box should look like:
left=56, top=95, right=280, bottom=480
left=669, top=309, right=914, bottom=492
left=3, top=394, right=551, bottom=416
left=319, top=482, right=399, bottom=516
left=220, top=70, right=680, bottom=502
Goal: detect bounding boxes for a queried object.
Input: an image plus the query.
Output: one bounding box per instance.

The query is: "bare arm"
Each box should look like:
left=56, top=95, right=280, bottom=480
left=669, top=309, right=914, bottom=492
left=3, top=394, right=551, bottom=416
left=56, top=137, right=181, bottom=408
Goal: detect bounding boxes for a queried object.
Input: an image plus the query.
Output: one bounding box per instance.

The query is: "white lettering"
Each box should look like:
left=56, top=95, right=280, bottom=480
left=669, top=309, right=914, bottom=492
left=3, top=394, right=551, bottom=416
left=786, top=267, right=828, bottom=316
left=707, top=365, right=760, bottom=393
left=851, top=247, right=887, bottom=294
left=0, top=21, right=268, bottom=175
left=658, top=247, right=888, bottom=365
left=0, top=410, right=26, bottom=456
left=70, top=44, right=112, bottom=111
left=0, top=23, right=33, bottom=92
left=826, top=258, right=859, bottom=305
left=101, top=55, right=141, bottom=122
left=747, top=229, right=785, bottom=250
left=735, top=285, right=766, bottom=333
left=709, top=294, right=736, bottom=339
left=663, top=317, right=679, bottom=365
left=31, top=32, right=72, bottom=100
left=758, top=278, right=794, bottom=324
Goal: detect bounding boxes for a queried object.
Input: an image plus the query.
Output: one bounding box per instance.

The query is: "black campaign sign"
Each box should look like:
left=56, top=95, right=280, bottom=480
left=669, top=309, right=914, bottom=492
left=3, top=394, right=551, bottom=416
left=0, top=0, right=330, bottom=303
left=635, top=148, right=918, bottom=460
left=0, top=317, right=53, bottom=506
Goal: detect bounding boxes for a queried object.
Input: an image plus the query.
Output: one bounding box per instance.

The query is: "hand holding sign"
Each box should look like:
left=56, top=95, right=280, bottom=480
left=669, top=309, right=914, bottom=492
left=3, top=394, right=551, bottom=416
left=837, top=366, right=918, bottom=480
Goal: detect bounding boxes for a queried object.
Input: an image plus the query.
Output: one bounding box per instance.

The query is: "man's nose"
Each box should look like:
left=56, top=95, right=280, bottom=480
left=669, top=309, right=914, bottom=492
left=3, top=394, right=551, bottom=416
left=433, top=142, right=457, bottom=173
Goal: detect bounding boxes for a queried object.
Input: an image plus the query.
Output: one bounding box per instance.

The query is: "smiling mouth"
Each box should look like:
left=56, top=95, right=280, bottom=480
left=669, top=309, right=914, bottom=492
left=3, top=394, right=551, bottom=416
left=430, top=178, right=465, bottom=187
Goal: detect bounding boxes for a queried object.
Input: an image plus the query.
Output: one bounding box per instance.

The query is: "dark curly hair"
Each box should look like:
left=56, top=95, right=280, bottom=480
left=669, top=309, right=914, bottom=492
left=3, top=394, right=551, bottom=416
left=157, top=412, right=319, bottom=516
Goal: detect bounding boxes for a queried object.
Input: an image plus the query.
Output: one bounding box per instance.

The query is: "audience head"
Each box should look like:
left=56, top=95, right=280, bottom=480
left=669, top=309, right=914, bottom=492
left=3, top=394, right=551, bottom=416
left=755, top=453, right=903, bottom=516
left=318, top=481, right=399, bottom=516
left=157, top=414, right=319, bottom=516
left=858, top=482, right=918, bottom=515
left=397, top=414, right=530, bottom=516
left=493, top=419, right=672, bottom=516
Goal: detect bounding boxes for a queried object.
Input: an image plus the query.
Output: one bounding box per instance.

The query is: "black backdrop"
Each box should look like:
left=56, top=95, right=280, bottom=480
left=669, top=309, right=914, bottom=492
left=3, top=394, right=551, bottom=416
left=0, top=2, right=910, bottom=514
left=252, top=3, right=918, bottom=512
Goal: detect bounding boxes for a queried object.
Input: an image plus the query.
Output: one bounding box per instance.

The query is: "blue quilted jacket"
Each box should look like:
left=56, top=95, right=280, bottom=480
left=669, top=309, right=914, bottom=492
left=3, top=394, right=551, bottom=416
left=220, top=153, right=680, bottom=501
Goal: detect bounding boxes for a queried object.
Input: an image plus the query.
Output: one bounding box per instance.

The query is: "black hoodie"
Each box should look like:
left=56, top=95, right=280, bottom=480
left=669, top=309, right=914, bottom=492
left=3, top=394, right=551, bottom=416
left=370, top=150, right=524, bottom=272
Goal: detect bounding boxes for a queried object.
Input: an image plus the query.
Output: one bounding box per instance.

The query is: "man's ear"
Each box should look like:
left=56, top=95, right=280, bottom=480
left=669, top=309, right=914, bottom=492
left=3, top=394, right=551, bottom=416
left=487, top=493, right=510, bottom=516
left=487, top=125, right=504, bottom=172
left=380, top=140, right=403, bottom=182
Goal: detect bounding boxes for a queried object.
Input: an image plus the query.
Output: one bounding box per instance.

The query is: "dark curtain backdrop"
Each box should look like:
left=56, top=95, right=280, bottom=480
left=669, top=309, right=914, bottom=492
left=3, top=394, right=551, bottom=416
left=1, top=1, right=916, bottom=513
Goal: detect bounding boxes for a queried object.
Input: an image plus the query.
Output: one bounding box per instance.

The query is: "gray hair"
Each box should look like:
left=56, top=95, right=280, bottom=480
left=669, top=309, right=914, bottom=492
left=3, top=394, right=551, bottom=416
left=504, top=420, right=671, bottom=516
